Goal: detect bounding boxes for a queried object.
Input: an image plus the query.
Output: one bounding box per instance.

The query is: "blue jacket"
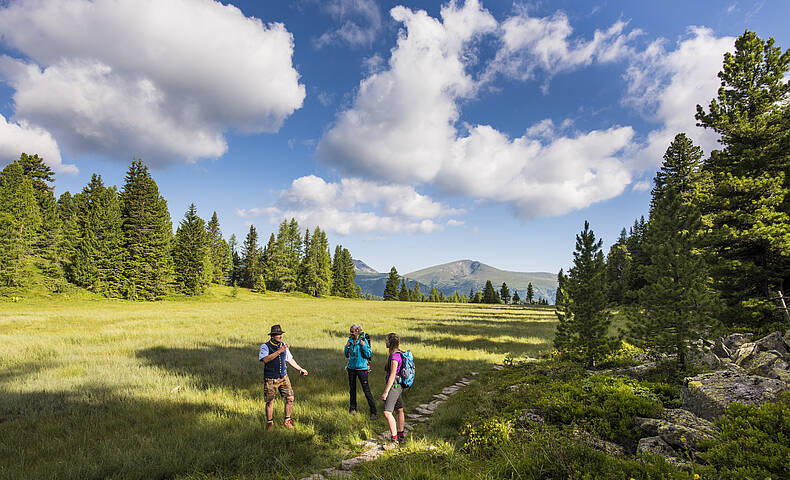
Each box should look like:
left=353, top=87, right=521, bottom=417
left=344, top=336, right=371, bottom=370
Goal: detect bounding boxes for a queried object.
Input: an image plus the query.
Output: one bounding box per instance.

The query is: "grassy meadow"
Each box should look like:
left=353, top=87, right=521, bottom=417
left=0, top=287, right=557, bottom=479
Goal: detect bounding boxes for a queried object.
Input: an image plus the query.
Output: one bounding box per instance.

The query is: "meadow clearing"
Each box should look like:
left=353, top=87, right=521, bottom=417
left=0, top=287, right=557, bottom=479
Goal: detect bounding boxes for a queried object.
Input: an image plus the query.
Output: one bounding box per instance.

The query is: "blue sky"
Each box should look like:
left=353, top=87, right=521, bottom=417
left=1, top=0, right=788, bottom=274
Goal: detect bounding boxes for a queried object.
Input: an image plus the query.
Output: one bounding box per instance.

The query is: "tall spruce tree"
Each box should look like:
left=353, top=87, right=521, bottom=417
left=228, top=234, right=242, bottom=286
left=500, top=282, right=511, bottom=304
left=512, top=290, right=521, bottom=305
left=482, top=280, right=498, bottom=304
left=554, top=221, right=617, bottom=367
left=206, top=212, right=232, bottom=285
left=120, top=159, right=173, bottom=300
left=383, top=267, right=400, bottom=300
left=555, top=269, right=566, bottom=306
left=241, top=225, right=260, bottom=288
left=526, top=283, right=534, bottom=304
left=341, top=247, right=356, bottom=297
left=627, top=134, right=720, bottom=371
left=18, top=154, right=62, bottom=278
left=69, top=175, right=123, bottom=296
left=172, top=204, right=211, bottom=295
left=331, top=245, right=345, bottom=296
left=428, top=287, right=440, bottom=302
left=606, top=234, right=632, bottom=305
left=399, top=278, right=409, bottom=301
left=695, top=30, right=790, bottom=330
left=0, top=162, right=41, bottom=287
left=411, top=281, right=424, bottom=301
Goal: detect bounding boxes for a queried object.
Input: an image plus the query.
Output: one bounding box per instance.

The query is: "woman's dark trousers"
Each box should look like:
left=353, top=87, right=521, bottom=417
left=348, top=369, right=377, bottom=414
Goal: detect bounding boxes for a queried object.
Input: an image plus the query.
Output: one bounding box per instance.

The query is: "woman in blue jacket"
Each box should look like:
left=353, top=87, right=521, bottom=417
left=345, top=324, right=377, bottom=419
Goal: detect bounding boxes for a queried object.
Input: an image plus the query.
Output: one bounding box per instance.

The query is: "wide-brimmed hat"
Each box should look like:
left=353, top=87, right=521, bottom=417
left=268, top=324, right=285, bottom=336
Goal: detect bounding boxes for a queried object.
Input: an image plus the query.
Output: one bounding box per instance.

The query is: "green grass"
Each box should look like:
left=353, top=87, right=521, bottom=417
left=0, top=285, right=557, bottom=479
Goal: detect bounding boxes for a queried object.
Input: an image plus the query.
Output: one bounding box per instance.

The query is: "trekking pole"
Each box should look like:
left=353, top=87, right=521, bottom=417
left=770, top=290, right=790, bottom=329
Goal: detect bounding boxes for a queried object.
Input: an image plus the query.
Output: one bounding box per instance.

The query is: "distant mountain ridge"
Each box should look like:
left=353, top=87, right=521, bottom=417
left=354, top=259, right=557, bottom=302
left=353, top=259, right=378, bottom=274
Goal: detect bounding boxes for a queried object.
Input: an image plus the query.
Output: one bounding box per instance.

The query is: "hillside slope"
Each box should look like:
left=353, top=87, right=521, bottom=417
left=354, top=259, right=557, bottom=302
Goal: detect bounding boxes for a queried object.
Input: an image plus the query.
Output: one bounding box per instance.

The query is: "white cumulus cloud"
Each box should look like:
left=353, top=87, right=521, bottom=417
left=237, top=175, right=462, bottom=235
left=0, top=0, right=305, bottom=166
left=0, top=114, right=75, bottom=174
left=315, top=0, right=383, bottom=49
left=319, top=0, right=638, bottom=219
left=625, top=27, right=734, bottom=169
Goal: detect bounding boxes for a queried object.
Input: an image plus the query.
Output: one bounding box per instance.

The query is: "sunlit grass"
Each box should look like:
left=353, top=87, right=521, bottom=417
left=0, top=286, right=557, bottom=479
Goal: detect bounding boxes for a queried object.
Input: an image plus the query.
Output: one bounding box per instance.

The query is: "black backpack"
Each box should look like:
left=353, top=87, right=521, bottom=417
left=363, top=333, right=372, bottom=365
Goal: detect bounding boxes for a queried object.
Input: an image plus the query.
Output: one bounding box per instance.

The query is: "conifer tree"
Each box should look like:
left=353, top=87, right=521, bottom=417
left=554, top=221, right=617, bottom=367
left=512, top=290, right=521, bottom=305
left=206, top=212, right=232, bottom=285
left=228, top=234, right=242, bottom=286
left=606, top=239, right=632, bottom=305
left=452, top=290, right=460, bottom=302
left=341, top=247, right=356, bottom=297
left=119, top=160, right=173, bottom=300
left=57, top=192, right=78, bottom=273
left=172, top=204, right=211, bottom=295
left=331, top=245, right=345, bottom=296
left=429, top=287, right=440, bottom=302
left=383, top=266, right=400, bottom=300
left=411, top=281, right=423, bottom=301
left=526, top=283, right=534, bottom=304
left=298, top=228, right=318, bottom=294
left=482, top=280, right=498, bottom=304
left=300, top=227, right=331, bottom=296
left=627, top=134, right=720, bottom=371
left=0, top=162, right=41, bottom=286
left=69, top=175, right=123, bottom=296
left=555, top=269, right=566, bottom=306
left=500, top=282, right=511, bottom=304
left=468, top=287, right=475, bottom=303
left=398, top=278, right=409, bottom=301
left=241, top=225, right=260, bottom=289
left=695, top=30, right=790, bottom=329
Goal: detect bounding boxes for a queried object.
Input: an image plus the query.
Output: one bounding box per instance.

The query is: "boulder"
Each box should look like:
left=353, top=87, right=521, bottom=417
left=711, top=338, right=732, bottom=360
left=733, top=331, right=790, bottom=369
left=571, top=428, right=624, bottom=456
left=683, top=369, right=788, bottom=420
left=690, top=349, right=722, bottom=369
left=637, top=436, right=677, bottom=457
left=635, top=409, right=719, bottom=450
left=722, top=333, right=753, bottom=351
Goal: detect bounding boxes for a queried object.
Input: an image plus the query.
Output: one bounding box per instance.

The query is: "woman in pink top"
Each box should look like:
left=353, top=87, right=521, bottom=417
left=381, top=332, right=405, bottom=444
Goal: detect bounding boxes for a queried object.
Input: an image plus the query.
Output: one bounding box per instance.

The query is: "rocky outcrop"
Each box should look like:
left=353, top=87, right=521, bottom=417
left=682, top=367, right=788, bottom=420
left=635, top=409, right=718, bottom=450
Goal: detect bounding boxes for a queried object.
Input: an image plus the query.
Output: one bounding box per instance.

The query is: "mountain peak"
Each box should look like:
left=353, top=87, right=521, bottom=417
left=353, top=259, right=379, bottom=274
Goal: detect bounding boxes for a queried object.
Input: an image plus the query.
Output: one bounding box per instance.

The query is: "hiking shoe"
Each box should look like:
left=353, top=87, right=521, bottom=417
left=284, top=418, right=294, bottom=429
left=383, top=437, right=399, bottom=451
left=369, top=413, right=377, bottom=421
left=265, top=421, right=274, bottom=432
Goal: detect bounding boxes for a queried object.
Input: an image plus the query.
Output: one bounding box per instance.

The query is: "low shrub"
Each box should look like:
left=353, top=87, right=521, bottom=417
left=702, top=391, right=790, bottom=479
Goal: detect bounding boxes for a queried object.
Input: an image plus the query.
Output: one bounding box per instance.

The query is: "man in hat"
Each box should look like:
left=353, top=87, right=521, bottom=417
left=259, top=324, right=308, bottom=430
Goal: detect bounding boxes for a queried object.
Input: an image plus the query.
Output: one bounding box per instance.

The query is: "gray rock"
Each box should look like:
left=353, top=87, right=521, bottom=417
left=690, top=349, right=722, bottom=369
left=637, top=436, right=677, bottom=457
left=516, top=409, right=545, bottom=426
left=722, top=333, right=753, bottom=351
left=711, top=338, right=732, bottom=360
left=683, top=369, right=789, bottom=420
left=635, top=409, right=718, bottom=449
left=734, top=332, right=790, bottom=369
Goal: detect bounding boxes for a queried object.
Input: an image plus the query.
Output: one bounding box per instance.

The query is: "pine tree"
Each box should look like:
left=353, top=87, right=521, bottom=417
left=0, top=162, right=41, bottom=287
left=18, top=153, right=62, bottom=278
left=554, top=221, right=617, bottom=367
left=206, top=212, right=232, bottom=285
left=555, top=269, right=566, bottom=306
left=383, top=267, right=400, bottom=300
left=695, top=30, right=790, bottom=330
left=171, top=204, right=211, bottom=295
left=526, top=283, right=534, bottom=304
left=429, top=287, right=440, bottom=302
left=68, top=175, right=124, bottom=296
left=301, top=227, right=331, bottom=296
left=398, top=278, right=409, bottom=301
left=482, top=280, right=498, bottom=304
left=241, top=225, right=260, bottom=289
left=627, top=134, right=721, bottom=371
left=341, top=247, right=356, bottom=297
left=57, top=192, right=78, bottom=274
left=468, top=287, right=475, bottom=303
left=500, top=282, right=511, bottom=304
left=512, top=290, right=521, bottom=304
left=331, top=245, right=345, bottom=296
left=411, top=281, right=424, bottom=301
left=228, top=234, right=242, bottom=286
left=606, top=241, right=632, bottom=305
left=298, top=227, right=318, bottom=294
left=119, top=160, right=173, bottom=300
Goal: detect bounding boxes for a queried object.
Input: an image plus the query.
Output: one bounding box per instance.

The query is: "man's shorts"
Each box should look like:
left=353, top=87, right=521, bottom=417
left=264, top=375, right=294, bottom=402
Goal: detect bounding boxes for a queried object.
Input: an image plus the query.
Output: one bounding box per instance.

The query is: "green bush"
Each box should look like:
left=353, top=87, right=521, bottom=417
left=702, top=392, right=790, bottom=479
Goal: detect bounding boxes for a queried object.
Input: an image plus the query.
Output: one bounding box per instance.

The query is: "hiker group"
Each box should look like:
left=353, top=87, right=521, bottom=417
left=259, top=323, right=415, bottom=445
